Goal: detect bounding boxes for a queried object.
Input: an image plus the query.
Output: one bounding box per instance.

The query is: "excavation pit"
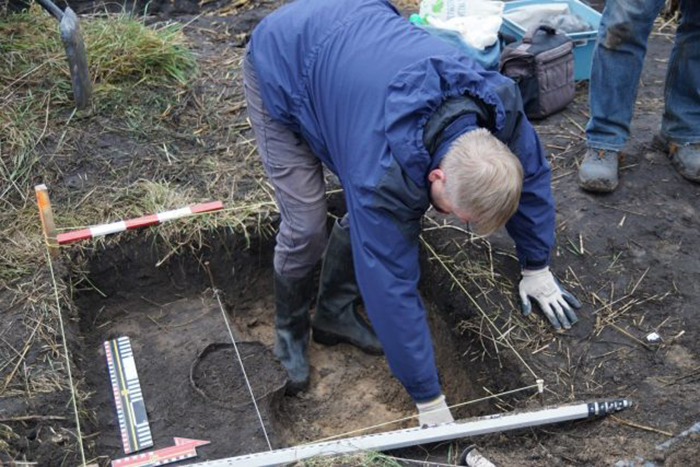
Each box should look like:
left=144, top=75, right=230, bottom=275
left=70, top=228, right=523, bottom=462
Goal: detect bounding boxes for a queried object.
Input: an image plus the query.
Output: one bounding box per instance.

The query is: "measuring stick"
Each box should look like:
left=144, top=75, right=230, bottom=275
left=57, top=201, right=223, bottom=245
left=188, top=399, right=631, bottom=467
left=105, top=337, right=153, bottom=454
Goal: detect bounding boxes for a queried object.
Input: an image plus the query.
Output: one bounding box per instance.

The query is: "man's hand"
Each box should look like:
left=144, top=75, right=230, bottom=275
left=416, top=394, right=454, bottom=426
left=519, top=267, right=581, bottom=330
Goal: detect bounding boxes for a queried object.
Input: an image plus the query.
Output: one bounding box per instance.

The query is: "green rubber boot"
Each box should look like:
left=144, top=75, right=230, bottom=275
left=274, top=270, right=315, bottom=395
left=312, top=219, right=383, bottom=355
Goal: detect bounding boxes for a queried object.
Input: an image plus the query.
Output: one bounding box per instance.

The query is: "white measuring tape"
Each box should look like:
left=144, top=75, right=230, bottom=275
left=189, top=399, right=631, bottom=467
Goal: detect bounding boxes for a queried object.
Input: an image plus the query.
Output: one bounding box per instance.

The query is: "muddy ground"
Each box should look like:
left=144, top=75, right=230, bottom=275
left=1, top=0, right=698, bottom=466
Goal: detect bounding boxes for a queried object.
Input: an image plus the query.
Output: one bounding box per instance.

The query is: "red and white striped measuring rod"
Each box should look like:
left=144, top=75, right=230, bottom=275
left=57, top=201, right=224, bottom=245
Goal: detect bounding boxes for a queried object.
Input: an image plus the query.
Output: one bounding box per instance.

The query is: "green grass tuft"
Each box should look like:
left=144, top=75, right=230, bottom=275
left=0, top=4, right=197, bottom=196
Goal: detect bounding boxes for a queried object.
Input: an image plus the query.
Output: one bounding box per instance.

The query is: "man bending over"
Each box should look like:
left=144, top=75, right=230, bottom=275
left=243, top=0, right=581, bottom=425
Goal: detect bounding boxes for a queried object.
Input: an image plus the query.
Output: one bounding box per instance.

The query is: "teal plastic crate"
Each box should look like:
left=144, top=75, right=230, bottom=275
left=501, top=0, right=601, bottom=80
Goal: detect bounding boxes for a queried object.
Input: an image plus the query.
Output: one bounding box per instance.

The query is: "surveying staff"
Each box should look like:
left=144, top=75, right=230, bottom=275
left=244, top=0, right=581, bottom=425
left=578, top=0, right=700, bottom=192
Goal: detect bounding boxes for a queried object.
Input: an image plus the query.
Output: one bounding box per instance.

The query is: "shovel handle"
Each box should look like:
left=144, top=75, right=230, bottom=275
left=36, top=0, right=64, bottom=21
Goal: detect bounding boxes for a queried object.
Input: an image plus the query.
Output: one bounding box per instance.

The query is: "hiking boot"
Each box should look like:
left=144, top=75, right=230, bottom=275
left=578, top=148, right=619, bottom=193
left=273, top=270, right=315, bottom=395
left=666, top=142, right=700, bottom=183
left=312, top=219, right=383, bottom=356
left=654, top=134, right=700, bottom=183
left=669, top=143, right=700, bottom=182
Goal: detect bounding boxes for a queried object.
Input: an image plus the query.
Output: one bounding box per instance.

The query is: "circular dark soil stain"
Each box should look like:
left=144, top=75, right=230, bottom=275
left=190, top=342, right=287, bottom=410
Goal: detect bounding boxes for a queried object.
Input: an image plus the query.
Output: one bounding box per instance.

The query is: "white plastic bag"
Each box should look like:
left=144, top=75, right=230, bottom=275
left=419, top=0, right=504, bottom=50
left=419, top=0, right=503, bottom=21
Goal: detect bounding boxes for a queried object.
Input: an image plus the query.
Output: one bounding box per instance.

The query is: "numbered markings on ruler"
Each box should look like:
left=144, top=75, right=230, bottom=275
left=105, top=337, right=153, bottom=454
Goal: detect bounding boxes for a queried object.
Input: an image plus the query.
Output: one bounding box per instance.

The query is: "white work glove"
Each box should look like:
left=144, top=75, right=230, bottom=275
left=416, top=394, right=454, bottom=427
left=519, top=267, right=581, bottom=331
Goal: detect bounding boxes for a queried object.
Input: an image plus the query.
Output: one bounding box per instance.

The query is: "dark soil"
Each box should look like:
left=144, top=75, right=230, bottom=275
left=65, top=224, right=506, bottom=464
left=191, top=343, right=286, bottom=409
left=73, top=249, right=285, bottom=463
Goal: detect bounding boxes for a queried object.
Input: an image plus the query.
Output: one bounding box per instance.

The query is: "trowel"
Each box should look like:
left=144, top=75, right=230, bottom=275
left=36, top=0, right=92, bottom=109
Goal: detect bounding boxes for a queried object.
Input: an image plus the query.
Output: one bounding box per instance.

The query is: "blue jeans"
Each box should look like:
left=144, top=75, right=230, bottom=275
left=586, top=0, right=700, bottom=151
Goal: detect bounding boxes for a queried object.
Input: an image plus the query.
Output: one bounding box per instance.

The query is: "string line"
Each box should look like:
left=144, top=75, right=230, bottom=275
left=46, top=250, right=88, bottom=466
left=307, top=383, right=540, bottom=445
left=213, top=289, right=273, bottom=451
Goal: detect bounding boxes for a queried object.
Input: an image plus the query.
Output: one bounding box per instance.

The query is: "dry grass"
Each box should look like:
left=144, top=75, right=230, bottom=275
left=420, top=222, right=549, bottom=374
left=0, top=6, right=274, bottom=463
left=0, top=5, right=274, bottom=287
left=0, top=4, right=196, bottom=203
left=420, top=215, right=601, bottom=405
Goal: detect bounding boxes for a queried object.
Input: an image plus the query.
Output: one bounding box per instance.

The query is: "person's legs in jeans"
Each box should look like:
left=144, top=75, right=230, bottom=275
left=243, top=48, right=327, bottom=393
left=660, top=0, right=700, bottom=182
left=579, top=0, right=665, bottom=192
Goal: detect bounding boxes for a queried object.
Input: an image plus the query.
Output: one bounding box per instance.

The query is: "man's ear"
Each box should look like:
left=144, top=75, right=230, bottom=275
left=428, top=169, right=446, bottom=183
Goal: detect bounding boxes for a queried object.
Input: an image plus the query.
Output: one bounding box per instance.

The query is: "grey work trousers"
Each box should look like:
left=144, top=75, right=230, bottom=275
left=243, top=48, right=329, bottom=278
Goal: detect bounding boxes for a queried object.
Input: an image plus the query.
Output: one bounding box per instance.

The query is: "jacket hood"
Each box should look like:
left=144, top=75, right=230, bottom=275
left=384, top=54, right=506, bottom=189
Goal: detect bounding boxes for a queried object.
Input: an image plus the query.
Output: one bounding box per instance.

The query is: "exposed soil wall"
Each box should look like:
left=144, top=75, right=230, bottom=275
left=68, top=224, right=517, bottom=463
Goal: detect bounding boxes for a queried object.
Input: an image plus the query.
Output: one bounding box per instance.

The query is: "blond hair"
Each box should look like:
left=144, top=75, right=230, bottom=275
left=441, top=128, right=524, bottom=235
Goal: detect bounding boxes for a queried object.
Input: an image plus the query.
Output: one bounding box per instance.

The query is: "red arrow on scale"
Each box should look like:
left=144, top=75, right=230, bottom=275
left=111, top=438, right=210, bottom=467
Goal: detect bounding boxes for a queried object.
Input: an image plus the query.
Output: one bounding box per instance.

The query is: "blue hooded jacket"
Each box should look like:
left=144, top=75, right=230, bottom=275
left=250, top=0, right=555, bottom=402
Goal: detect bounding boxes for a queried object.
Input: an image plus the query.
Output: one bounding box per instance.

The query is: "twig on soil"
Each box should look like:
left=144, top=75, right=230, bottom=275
left=596, top=202, right=646, bottom=217
left=482, top=386, right=515, bottom=410
left=609, top=324, right=653, bottom=351
left=591, top=293, right=636, bottom=315
left=630, top=267, right=650, bottom=295
left=660, top=366, right=700, bottom=387
left=564, top=114, right=586, bottom=134
left=551, top=170, right=574, bottom=181
left=660, top=10, right=680, bottom=30
left=148, top=306, right=212, bottom=331
left=610, top=415, right=674, bottom=437
left=1, top=315, right=44, bottom=393
left=73, top=187, right=98, bottom=211
left=146, top=315, right=169, bottom=332
left=74, top=274, right=107, bottom=298
left=565, top=236, right=584, bottom=257
left=0, top=415, right=67, bottom=422
left=140, top=296, right=165, bottom=308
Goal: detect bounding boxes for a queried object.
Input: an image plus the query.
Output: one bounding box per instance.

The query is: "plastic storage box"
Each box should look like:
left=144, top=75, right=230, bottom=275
left=501, top=0, right=601, bottom=80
